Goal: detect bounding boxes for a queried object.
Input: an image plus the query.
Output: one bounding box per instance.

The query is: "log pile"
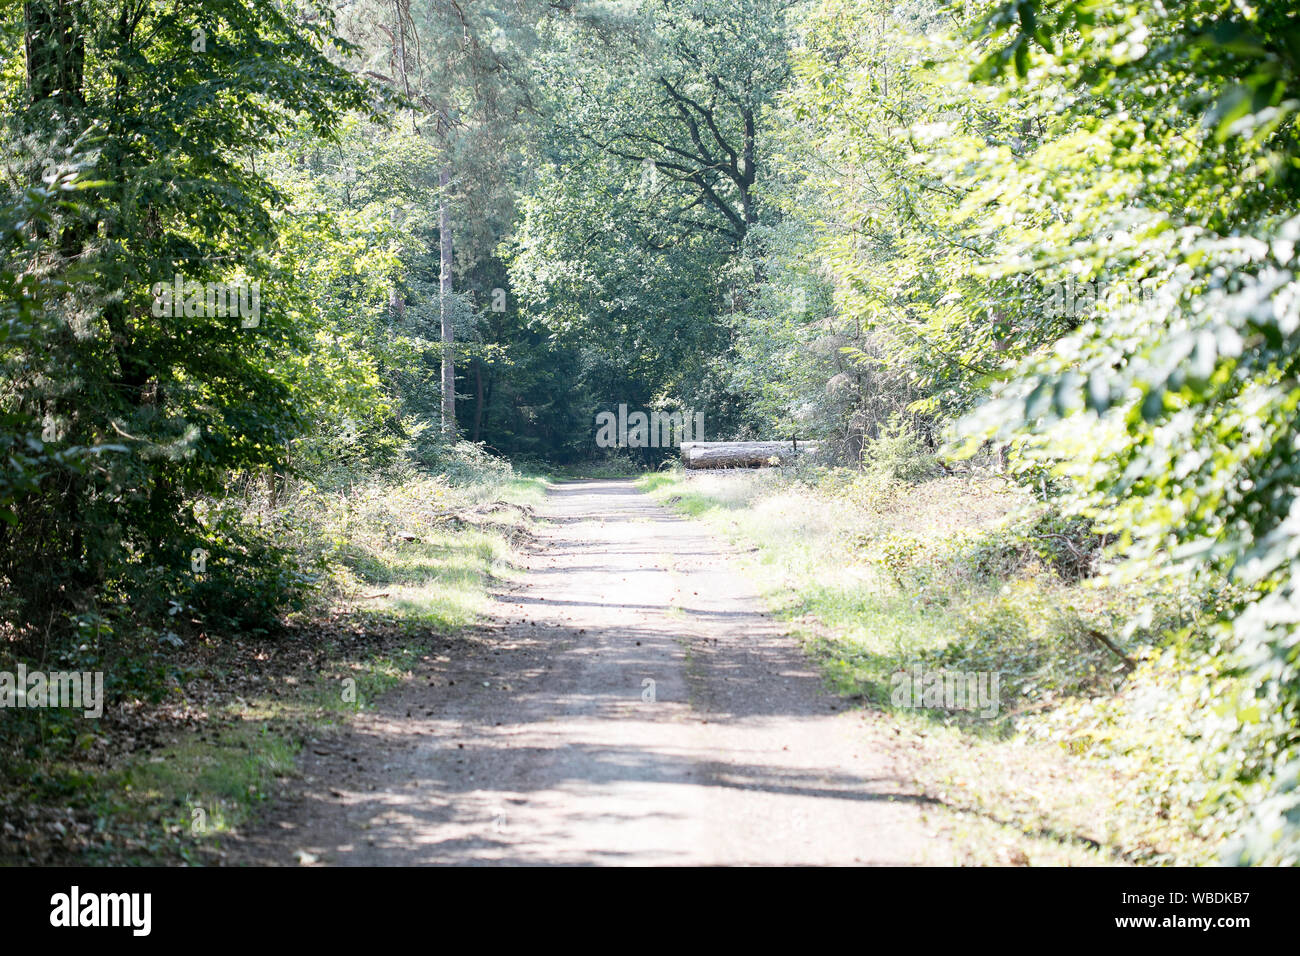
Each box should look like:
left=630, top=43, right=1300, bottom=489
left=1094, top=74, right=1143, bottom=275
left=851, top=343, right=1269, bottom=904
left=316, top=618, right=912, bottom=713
left=680, top=440, right=819, bottom=469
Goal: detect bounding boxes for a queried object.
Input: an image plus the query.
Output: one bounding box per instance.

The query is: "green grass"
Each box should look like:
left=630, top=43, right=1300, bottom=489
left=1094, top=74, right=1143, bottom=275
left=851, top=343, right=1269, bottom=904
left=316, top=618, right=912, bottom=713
left=343, top=529, right=513, bottom=629
left=638, top=470, right=755, bottom=515
left=637, top=468, right=1126, bottom=731
left=114, top=722, right=298, bottom=855
left=500, top=473, right=551, bottom=506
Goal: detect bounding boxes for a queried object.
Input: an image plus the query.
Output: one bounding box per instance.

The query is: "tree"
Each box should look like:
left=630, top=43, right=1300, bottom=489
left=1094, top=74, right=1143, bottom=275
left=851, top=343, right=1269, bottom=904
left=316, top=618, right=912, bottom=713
left=950, top=0, right=1300, bottom=864
left=1, top=0, right=369, bottom=629
left=341, top=0, right=543, bottom=437
left=507, top=0, right=794, bottom=440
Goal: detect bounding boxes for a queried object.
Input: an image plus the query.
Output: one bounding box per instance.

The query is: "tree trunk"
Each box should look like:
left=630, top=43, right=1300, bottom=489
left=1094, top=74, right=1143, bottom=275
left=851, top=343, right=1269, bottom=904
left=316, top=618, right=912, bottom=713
left=388, top=285, right=404, bottom=326
left=471, top=359, right=484, bottom=443
left=680, top=441, right=819, bottom=470
left=439, top=164, right=455, bottom=437
left=25, top=0, right=85, bottom=109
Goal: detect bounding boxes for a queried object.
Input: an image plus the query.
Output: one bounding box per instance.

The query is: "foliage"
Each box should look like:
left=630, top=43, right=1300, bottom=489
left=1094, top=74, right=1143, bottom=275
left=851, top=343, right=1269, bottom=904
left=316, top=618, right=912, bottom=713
left=711, top=0, right=1300, bottom=863
left=506, top=0, right=797, bottom=442
left=4, top=0, right=1299, bottom=865
left=1, top=0, right=371, bottom=642
left=861, top=414, right=942, bottom=485
left=948, top=0, right=1300, bottom=864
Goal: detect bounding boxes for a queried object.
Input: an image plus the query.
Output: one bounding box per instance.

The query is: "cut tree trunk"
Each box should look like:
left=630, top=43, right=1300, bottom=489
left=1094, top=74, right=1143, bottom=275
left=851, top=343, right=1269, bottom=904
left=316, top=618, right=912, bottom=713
left=681, top=441, right=819, bottom=469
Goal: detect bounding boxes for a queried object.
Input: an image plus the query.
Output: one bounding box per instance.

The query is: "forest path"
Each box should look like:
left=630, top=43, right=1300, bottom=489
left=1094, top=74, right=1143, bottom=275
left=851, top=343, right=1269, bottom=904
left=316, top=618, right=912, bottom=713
left=237, top=479, right=950, bottom=865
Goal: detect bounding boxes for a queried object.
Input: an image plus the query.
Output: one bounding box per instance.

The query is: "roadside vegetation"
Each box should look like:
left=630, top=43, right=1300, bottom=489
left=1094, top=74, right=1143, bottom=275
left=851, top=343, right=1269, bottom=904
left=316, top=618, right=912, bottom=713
left=643, top=441, right=1264, bottom=865
left=0, top=450, right=544, bottom=864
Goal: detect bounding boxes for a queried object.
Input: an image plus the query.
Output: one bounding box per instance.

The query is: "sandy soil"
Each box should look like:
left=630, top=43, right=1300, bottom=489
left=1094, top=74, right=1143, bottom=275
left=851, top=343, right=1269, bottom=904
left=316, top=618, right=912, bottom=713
left=234, top=479, right=952, bottom=865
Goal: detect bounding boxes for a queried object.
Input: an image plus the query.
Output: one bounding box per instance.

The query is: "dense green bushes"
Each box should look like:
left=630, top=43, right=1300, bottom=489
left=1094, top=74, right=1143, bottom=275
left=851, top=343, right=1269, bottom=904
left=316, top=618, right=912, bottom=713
left=1, top=1, right=368, bottom=649
left=717, top=0, right=1300, bottom=863
left=953, top=0, right=1300, bottom=865
left=0, top=3, right=524, bottom=667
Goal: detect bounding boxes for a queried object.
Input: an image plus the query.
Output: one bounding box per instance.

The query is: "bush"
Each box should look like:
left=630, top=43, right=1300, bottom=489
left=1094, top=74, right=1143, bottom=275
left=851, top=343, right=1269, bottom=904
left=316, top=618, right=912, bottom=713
left=422, top=441, right=516, bottom=489
left=861, top=415, right=942, bottom=484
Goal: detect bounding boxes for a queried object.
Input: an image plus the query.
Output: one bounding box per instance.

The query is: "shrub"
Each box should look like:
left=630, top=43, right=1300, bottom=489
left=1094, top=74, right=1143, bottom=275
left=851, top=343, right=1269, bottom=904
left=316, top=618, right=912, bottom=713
left=861, top=415, right=942, bottom=484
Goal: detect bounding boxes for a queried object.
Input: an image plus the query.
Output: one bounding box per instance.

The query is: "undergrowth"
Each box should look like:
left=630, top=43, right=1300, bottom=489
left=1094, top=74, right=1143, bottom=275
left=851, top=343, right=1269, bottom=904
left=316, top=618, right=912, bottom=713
left=642, top=456, right=1252, bottom=864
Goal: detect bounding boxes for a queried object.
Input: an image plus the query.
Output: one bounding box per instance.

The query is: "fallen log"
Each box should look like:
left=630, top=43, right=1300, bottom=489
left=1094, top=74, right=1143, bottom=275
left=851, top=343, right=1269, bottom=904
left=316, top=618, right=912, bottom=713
left=681, top=440, right=820, bottom=469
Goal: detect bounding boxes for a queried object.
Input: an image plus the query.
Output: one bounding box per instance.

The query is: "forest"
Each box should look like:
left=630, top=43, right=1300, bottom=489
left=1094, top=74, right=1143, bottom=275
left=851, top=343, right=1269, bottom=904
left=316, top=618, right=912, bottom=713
left=1, top=0, right=1298, bottom=870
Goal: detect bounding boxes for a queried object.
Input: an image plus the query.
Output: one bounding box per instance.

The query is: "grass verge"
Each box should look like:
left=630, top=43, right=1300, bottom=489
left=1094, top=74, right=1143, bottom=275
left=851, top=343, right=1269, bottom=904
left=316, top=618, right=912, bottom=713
left=0, top=469, right=547, bottom=864
left=640, top=464, right=1227, bottom=865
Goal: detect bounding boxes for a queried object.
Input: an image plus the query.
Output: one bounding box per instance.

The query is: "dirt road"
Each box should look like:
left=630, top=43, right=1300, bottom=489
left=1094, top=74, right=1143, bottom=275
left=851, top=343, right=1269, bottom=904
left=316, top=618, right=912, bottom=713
left=239, top=479, right=950, bottom=865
